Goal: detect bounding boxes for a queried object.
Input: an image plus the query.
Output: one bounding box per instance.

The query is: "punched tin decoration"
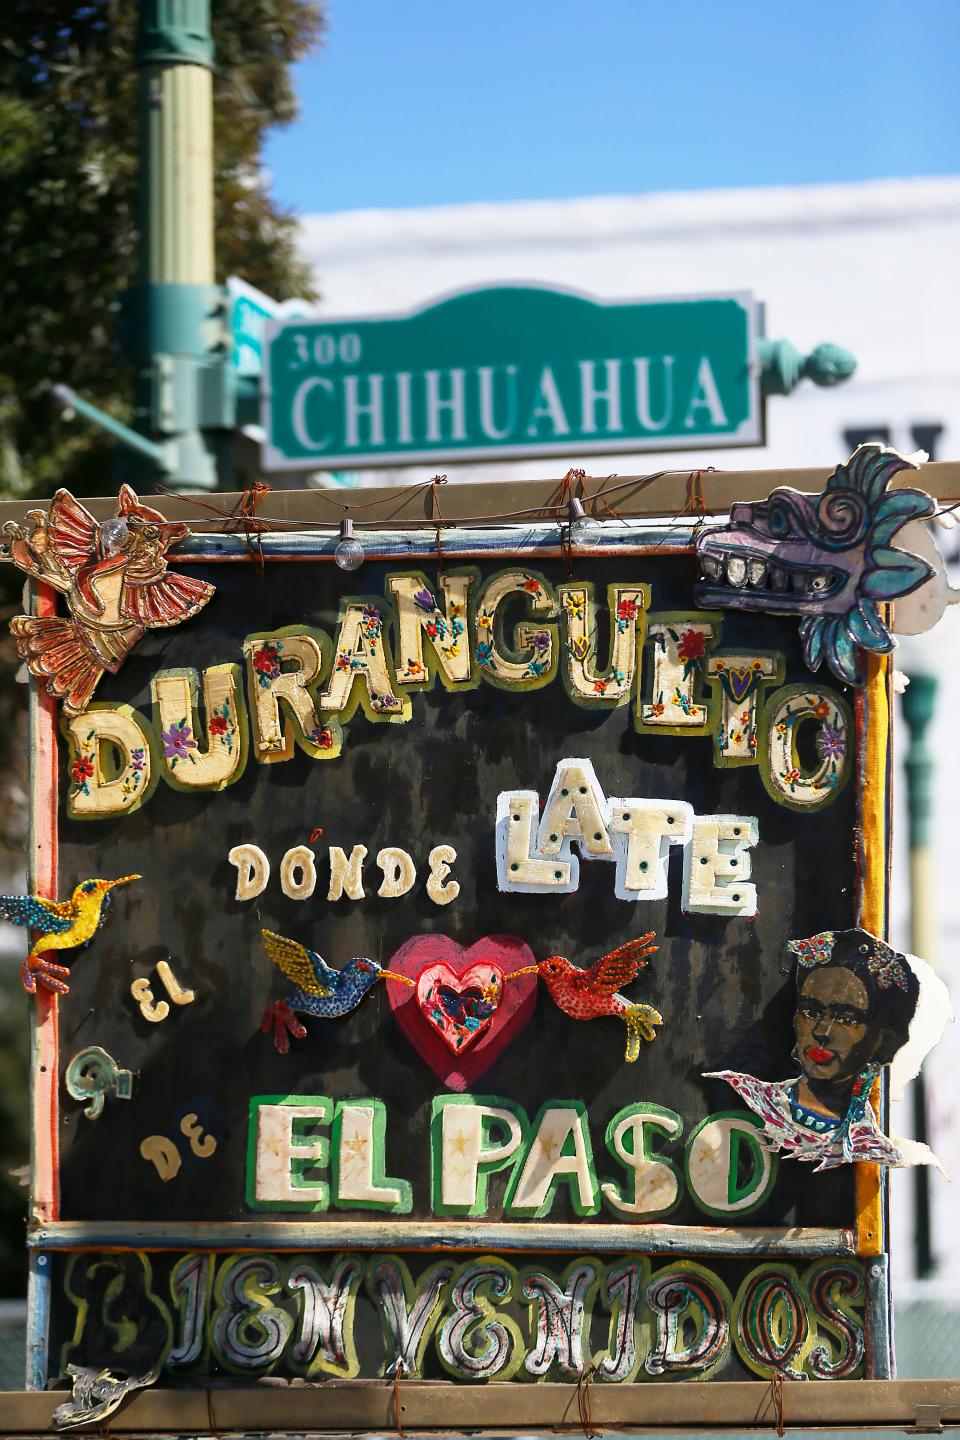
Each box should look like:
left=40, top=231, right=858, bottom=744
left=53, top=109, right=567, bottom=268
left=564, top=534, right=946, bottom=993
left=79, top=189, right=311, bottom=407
left=8, top=455, right=951, bottom=1417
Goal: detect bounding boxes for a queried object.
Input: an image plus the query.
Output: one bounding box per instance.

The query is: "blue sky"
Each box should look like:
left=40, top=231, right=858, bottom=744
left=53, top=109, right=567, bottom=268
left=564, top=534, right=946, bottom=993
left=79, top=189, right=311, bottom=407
left=263, top=0, right=960, bottom=214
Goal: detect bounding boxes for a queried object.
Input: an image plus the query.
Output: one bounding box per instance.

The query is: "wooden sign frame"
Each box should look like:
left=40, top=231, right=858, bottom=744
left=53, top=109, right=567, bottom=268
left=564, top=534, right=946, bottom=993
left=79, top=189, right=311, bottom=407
left=8, top=471, right=911, bottom=1419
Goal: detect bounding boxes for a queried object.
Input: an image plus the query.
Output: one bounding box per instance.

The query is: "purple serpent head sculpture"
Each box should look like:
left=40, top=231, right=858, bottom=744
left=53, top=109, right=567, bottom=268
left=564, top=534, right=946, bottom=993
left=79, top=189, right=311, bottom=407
left=695, top=444, right=936, bottom=684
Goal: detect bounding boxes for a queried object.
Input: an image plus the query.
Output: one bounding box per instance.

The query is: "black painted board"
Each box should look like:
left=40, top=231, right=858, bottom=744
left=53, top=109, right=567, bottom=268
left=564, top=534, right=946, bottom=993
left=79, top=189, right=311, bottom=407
left=53, top=553, right=858, bottom=1227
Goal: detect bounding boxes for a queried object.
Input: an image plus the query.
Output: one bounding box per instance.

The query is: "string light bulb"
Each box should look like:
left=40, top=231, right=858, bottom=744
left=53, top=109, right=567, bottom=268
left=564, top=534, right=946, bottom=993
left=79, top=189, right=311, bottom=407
left=334, top=517, right=364, bottom=571
left=567, top=496, right=603, bottom=547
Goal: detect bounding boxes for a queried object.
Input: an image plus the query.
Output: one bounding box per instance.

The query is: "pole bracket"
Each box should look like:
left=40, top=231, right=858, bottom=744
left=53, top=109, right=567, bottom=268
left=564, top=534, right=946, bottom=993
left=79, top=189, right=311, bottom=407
left=909, top=1404, right=944, bottom=1433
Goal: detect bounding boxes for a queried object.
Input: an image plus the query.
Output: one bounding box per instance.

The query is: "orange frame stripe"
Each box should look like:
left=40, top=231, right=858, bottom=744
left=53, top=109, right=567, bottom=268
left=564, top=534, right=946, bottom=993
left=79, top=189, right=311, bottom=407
left=29, top=581, right=60, bottom=1227
left=855, top=651, right=891, bottom=1256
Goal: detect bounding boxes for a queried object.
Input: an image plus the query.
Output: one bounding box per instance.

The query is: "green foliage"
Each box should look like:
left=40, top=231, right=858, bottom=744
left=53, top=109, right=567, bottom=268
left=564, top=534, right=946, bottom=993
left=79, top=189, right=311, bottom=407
left=0, top=0, right=323, bottom=500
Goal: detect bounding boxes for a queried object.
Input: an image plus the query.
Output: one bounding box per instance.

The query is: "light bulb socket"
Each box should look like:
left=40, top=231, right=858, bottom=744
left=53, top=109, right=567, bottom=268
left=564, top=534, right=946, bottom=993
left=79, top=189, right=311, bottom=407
left=567, top=497, right=588, bottom=525
left=334, top=516, right=365, bottom=572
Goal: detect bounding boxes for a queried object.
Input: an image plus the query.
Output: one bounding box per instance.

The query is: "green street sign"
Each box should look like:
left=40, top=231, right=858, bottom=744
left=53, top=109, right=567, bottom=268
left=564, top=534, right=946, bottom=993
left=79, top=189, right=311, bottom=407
left=262, top=285, right=762, bottom=471
left=228, top=276, right=312, bottom=379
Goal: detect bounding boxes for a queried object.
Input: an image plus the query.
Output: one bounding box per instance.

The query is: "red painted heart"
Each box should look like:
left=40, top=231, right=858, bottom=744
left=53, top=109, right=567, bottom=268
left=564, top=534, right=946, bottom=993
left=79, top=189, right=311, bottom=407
left=416, top=962, right=504, bottom=1054
left=385, top=935, right=537, bottom=1091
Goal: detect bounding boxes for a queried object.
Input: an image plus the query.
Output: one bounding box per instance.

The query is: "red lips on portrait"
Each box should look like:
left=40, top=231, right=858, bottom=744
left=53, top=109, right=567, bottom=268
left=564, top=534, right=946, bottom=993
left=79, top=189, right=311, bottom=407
left=806, top=1046, right=833, bottom=1063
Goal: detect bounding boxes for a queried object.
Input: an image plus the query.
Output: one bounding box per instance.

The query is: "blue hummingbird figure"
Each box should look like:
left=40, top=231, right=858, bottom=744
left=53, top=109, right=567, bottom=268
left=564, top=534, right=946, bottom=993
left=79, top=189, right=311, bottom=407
left=259, top=928, right=413, bottom=1053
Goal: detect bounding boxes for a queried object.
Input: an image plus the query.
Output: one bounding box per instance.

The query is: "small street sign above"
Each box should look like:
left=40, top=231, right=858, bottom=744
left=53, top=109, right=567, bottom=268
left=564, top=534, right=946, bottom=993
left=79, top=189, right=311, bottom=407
left=262, top=284, right=763, bottom=470
left=228, top=276, right=313, bottom=379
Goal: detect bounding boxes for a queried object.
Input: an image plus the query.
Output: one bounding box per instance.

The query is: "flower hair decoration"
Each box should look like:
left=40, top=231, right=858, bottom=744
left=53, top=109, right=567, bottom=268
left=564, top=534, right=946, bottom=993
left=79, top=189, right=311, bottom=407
left=787, top=931, right=836, bottom=968
left=864, top=938, right=909, bottom=992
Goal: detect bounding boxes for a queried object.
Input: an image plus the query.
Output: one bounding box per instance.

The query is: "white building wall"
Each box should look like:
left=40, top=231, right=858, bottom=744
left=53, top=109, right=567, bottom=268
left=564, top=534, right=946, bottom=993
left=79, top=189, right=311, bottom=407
left=299, top=176, right=960, bottom=477
left=298, top=176, right=960, bottom=1283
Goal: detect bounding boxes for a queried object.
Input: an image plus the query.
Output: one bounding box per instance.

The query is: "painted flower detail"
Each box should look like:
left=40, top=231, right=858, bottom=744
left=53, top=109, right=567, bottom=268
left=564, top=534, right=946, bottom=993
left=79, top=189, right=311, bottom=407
left=208, top=703, right=235, bottom=753
left=252, top=641, right=282, bottom=686
left=70, top=728, right=97, bottom=796
left=522, top=577, right=541, bottom=595
left=71, top=755, right=94, bottom=785
left=814, top=700, right=831, bottom=719
left=405, top=658, right=424, bottom=676
left=335, top=652, right=353, bottom=672
left=413, top=588, right=434, bottom=611
left=477, top=611, right=493, bottom=630
left=476, top=640, right=495, bottom=668
left=163, top=719, right=197, bottom=767
left=310, top=726, right=334, bottom=750
left=450, top=617, right=465, bottom=638
left=563, top=592, right=585, bottom=620
left=671, top=689, right=693, bottom=715
left=568, top=636, right=589, bottom=662
left=531, top=632, right=551, bottom=652
left=816, top=723, right=846, bottom=762
left=371, top=693, right=397, bottom=712
left=748, top=732, right=758, bottom=751
left=782, top=767, right=802, bottom=791
left=677, top=629, right=707, bottom=663
left=361, top=604, right=382, bottom=640
left=649, top=697, right=666, bottom=717
left=866, top=940, right=909, bottom=992
left=593, top=679, right=608, bottom=695
left=616, top=596, right=639, bottom=631
left=122, top=750, right=146, bottom=798
left=525, top=659, right=548, bottom=678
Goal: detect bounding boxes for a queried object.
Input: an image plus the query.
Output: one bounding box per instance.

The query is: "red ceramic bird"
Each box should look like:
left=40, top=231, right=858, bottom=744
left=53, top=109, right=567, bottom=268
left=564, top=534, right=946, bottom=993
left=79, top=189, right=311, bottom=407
left=5, top=485, right=214, bottom=715
left=537, top=935, right=661, bottom=1062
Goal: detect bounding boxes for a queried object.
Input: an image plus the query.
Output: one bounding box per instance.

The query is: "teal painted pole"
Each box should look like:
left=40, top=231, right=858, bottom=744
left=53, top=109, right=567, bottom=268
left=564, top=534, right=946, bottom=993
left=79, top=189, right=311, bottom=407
left=121, top=0, right=234, bottom=491
left=901, top=669, right=937, bottom=1278
left=50, top=386, right=169, bottom=467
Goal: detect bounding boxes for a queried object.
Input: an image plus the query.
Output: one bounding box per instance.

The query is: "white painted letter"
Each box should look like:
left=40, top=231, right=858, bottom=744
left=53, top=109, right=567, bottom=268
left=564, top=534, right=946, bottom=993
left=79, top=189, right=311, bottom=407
left=683, top=355, right=727, bottom=429
left=343, top=373, right=385, bottom=449
left=579, top=358, right=622, bottom=434
left=377, top=847, right=417, bottom=899
left=634, top=355, right=674, bottom=430
left=229, top=844, right=269, bottom=901
left=425, top=368, right=467, bottom=442
left=291, top=376, right=334, bottom=451
left=478, top=365, right=517, bottom=440
left=328, top=845, right=367, bottom=902
left=682, top=816, right=758, bottom=917
left=525, top=365, right=570, bottom=438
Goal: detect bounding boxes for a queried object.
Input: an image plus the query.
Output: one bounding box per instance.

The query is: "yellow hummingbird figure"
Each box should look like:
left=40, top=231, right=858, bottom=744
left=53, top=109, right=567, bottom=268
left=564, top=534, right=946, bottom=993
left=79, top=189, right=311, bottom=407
left=0, top=876, right=140, bottom=995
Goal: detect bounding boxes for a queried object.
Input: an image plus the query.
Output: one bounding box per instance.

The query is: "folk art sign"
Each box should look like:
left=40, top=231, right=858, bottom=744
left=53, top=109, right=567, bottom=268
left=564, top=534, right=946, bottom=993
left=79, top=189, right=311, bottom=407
left=1, top=446, right=952, bottom=1423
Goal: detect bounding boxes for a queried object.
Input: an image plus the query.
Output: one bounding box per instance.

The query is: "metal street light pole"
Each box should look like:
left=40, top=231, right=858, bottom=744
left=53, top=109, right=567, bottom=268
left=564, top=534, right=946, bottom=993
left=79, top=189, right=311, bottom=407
left=901, top=665, right=938, bottom=1279
left=123, top=0, right=233, bottom=491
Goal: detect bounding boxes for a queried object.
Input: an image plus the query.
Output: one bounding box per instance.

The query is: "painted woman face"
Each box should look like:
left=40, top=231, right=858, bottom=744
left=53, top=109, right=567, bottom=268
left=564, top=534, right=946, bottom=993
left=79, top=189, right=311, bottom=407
left=794, top=966, right=885, bottom=1086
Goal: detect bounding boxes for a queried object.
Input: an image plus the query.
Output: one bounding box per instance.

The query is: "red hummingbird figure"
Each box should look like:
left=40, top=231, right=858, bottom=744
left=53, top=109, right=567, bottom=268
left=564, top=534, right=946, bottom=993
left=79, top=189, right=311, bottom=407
left=537, top=935, right=661, bottom=1062
left=5, top=485, right=214, bottom=715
